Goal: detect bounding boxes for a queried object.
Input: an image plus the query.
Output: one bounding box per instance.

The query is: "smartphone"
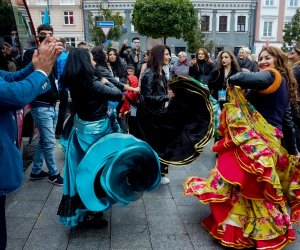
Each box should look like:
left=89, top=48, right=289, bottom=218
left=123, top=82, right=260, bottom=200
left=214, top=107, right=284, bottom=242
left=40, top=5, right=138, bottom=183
left=191, top=54, right=196, bottom=60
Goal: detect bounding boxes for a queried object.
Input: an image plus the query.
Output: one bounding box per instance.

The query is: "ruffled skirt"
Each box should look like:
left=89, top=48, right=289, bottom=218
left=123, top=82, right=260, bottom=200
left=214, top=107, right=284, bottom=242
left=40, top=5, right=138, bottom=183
left=184, top=87, right=300, bottom=249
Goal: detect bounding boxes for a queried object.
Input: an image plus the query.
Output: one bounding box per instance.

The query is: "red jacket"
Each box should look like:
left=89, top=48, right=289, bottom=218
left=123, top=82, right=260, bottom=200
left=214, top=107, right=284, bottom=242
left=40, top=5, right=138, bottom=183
left=120, top=75, right=139, bottom=114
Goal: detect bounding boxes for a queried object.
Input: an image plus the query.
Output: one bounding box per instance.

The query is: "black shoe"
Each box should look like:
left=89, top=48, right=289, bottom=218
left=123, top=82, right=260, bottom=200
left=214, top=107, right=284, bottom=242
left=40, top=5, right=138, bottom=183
left=48, top=174, right=63, bottom=186
left=30, top=170, right=49, bottom=180
left=78, top=216, right=108, bottom=229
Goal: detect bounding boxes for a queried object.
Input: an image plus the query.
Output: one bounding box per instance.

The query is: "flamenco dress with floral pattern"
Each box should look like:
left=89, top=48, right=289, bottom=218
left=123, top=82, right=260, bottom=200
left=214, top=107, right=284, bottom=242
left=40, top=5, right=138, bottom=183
left=184, top=86, right=300, bottom=249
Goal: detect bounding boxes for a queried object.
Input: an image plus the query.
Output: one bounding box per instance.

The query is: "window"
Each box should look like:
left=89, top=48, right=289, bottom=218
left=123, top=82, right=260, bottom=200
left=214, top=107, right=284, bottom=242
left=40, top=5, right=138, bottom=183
left=289, top=0, right=298, bottom=6
left=263, top=21, right=273, bottom=36
left=219, top=16, right=227, bottom=32
left=40, top=11, right=51, bottom=25
left=60, top=0, right=75, bottom=4
left=36, top=0, right=48, bottom=5
left=237, top=16, right=246, bottom=32
left=201, top=16, right=210, bottom=32
left=65, top=37, right=75, bottom=47
left=64, top=11, right=74, bottom=25
left=265, top=0, right=274, bottom=6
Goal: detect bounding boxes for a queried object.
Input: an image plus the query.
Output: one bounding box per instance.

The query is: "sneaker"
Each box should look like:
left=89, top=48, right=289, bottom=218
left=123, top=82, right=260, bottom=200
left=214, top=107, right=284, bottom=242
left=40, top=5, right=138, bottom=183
left=30, top=170, right=49, bottom=180
left=160, top=176, right=170, bottom=185
left=48, top=174, right=63, bottom=186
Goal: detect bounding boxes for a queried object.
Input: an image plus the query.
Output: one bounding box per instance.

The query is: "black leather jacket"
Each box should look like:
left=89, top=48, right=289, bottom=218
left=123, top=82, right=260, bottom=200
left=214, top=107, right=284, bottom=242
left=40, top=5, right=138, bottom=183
left=119, top=44, right=144, bottom=76
left=95, top=65, right=125, bottom=92
left=140, top=68, right=169, bottom=111
left=228, top=71, right=274, bottom=90
left=70, top=75, right=122, bottom=121
left=282, top=104, right=299, bottom=154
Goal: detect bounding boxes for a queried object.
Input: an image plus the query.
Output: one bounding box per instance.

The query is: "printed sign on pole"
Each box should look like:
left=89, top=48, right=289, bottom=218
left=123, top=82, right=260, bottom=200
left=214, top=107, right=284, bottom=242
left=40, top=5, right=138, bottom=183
left=97, top=21, right=115, bottom=37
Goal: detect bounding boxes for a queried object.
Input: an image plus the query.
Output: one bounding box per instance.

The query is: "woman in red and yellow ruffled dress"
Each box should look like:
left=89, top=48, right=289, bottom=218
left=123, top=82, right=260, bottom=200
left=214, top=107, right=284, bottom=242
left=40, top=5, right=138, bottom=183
left=184, top=46, right=300, bottom=249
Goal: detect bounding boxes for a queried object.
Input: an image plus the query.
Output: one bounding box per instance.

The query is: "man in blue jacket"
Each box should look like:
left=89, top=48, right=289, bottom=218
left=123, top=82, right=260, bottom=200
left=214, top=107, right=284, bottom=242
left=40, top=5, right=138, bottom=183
left=0, top=36, right=62, bottom=250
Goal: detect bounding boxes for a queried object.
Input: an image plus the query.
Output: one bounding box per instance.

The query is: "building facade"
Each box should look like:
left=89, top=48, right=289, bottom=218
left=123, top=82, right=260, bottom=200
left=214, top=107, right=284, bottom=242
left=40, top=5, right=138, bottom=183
left=253, top=0, right=299, bottom=54
left=25, top=0, right=300, bottom=56
left=82, top=0, right=258, bottom=58
left=26, top=0, right=85, bottom=47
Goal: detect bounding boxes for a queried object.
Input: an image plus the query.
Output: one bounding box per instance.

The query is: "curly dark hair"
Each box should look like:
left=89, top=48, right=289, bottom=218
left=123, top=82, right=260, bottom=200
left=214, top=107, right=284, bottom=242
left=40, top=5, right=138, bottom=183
left=259, top=46, right=299, bottom=106
left=91, top=46, right=108, bottom=68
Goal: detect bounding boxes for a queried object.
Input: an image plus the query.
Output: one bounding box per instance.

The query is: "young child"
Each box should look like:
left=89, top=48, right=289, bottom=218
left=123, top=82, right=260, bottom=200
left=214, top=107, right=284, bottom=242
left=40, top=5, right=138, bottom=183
left=126, top=64, right=135, bottom=76
left=119, top=73, right=139, bottom=123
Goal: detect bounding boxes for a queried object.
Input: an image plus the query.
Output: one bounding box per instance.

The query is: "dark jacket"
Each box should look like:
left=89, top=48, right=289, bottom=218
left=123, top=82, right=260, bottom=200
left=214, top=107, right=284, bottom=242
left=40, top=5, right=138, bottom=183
left=22, top=48, right=59, bottom=105
left=282, top=104, right=299, bottom=154
left=69, top=75, right=122, bottom=121
left=189, top=60, right=214, bottom=82
left=238, top=57, right=258, bottom=72
left=228, top=71, right=289, bottom=131
left=0, top=63, right=50, bottom=195
left=208, top=67, right=240, bottom=100
left=140, top=68, right=169, bottom=111
left=95, top=65, right=125, bottom=93
left=119, top=44, right=144, bottom=76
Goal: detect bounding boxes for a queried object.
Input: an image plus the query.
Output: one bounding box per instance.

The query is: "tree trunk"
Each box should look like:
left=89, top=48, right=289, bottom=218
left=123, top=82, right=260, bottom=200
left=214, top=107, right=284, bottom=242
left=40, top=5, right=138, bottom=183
left=164, top=37, right=167, bottom=45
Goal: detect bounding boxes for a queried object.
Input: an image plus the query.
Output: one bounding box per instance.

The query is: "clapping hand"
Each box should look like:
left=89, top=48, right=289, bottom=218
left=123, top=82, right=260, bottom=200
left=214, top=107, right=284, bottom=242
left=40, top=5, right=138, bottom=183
left=32, top=36, right=63, bottom=76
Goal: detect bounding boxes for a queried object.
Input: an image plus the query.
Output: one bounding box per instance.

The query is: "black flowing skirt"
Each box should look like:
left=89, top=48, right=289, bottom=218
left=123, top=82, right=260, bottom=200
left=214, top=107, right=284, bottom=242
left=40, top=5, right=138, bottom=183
left=128, top=75, right=214, bottom=165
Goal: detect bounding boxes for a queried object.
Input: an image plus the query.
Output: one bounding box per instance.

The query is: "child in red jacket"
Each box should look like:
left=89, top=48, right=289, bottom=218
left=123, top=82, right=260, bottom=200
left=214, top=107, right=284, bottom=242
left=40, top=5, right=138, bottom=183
left=119, top=74, right=139, bottom=117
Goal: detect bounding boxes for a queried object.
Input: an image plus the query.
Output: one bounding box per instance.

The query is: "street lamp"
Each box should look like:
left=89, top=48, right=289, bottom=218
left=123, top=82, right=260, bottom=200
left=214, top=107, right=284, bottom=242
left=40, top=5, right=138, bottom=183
left=248, top=0, right=257, bottom=51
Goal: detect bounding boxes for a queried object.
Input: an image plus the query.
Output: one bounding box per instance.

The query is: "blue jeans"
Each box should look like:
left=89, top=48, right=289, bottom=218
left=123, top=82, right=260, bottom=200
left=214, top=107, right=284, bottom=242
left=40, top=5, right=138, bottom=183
left=31, top=106, right=59, bottom=176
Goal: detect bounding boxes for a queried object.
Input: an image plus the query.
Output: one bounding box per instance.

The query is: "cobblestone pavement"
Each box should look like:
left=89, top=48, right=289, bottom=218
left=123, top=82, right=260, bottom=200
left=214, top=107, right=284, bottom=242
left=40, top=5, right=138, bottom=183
left=6, top=140, right=300, bottom=250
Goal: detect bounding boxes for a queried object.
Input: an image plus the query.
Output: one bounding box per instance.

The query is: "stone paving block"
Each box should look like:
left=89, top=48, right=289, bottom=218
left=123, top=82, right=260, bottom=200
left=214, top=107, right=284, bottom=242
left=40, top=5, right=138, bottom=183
left=177, top=205, right=210, bottom=224
left=6, top=200, right=45, bottom=218
left=111, top=203, right=147, bottom=225
left=34, top=207, right=66, bottom=228
left=111, top=224, right=151, bottom=249
left=6, top=237, right=26, bottom=250
left=13, top=180, right=53, bottom=201
left=147, top=215, right=187, bottom=235
left=6, top=217, right=36, bottom=241
left=151, top=234, right=194, bottom=250
left=143, top=184, right=172, bottom=200
left=189, top=235, right=227, bottom=250
left=167, top=168, right=188, bottom=181
left=168, top=180, right=185, bottom=193
left=44, top=185, right=63, bottom=205
left=23, top=224, right=70, bottom=250
left=144, top=198, right=178, bottom=216
left=68, top=230, right=110, bottom=250
left=172, top=192, right=201, bottom=206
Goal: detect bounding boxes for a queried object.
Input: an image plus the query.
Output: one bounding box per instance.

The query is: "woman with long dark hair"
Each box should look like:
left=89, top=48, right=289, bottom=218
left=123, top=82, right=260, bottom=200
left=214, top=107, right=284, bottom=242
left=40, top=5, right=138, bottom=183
left=107, top=48, right=127, bottom=83
left=91, top=46, right=139, bottom=133
left=184, top=46, right=300, bottom=249
left=57, top=48, right=122, bottom=228
left=129, top=45, right=214, bottom=185
left=139, top=45, right=173, bottom=184
left=208, top=50, right=241, bottom=104
left=189, top=47, right=214, bottom=83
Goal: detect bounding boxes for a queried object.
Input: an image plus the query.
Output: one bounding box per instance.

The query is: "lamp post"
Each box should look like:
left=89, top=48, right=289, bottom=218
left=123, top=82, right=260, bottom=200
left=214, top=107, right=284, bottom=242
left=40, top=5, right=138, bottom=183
left=248, top=0, right=257, bottom=51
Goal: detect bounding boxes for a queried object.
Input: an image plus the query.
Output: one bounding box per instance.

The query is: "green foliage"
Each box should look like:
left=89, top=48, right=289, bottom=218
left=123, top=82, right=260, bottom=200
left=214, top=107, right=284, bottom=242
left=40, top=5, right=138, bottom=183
left=132, top=0, right=198, bottom=42
left=184, top=25, right=214, bottom=53
left=0, top=0, right=15, bottom=36
left=283, top=8, right=300, bottom=50
left=88, top=6, right=125, bottom=46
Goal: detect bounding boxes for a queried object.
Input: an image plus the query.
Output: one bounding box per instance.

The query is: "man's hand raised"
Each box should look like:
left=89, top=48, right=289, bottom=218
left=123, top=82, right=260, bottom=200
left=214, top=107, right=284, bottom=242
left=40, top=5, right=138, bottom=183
left=32, top=36, right=63, bottom=76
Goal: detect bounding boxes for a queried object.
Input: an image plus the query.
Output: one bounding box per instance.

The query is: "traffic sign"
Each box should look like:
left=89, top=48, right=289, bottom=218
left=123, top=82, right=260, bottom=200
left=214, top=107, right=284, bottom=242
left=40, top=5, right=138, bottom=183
left=97, top=21, right=115, bottom=28
left=97, top=21, right=115, bottom=37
